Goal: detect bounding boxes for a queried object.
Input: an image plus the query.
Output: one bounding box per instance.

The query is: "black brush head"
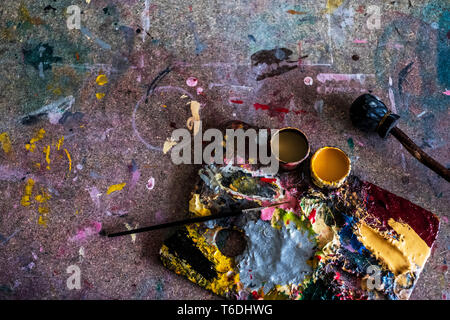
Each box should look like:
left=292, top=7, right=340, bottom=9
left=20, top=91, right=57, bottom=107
left=350, top=93, right=400, bottom=139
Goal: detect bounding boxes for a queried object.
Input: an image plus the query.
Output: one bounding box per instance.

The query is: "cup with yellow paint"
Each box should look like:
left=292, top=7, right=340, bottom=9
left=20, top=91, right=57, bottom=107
left=310, top=146, right=351, bottom=189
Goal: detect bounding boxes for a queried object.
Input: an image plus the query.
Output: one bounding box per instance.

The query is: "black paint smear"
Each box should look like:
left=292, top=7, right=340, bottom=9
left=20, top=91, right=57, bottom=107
left=164, top=227, right=217, bottom=281
left=352, top=54, right=360, bottom=61
left=43, top=5, right=56, bottom=12
left=145, top=66, right=172, bottom=103
left=256, top=64, right=298, bottom=81
left=22, top=43, right=62, bottom=71
left=58, top=111, right=84, bottom=125
left=398, top=61, right=414, bottom=97
left=21, top=113, right=46, bottom=125
left=251, top=48, right=293, bottom=66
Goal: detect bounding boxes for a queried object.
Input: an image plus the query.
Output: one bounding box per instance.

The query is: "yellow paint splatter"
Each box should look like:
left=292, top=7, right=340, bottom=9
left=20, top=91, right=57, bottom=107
left=21, top=178, right=35, bottom=207
left=186, top=101, right=201, bottom=136
left=162, top=104, right=167, bottom=108
left=56, top=136, right=64, bottom=150
left=63, top=148, right=72, bottom=172
left=38, top=215, right=47, bottom=226
left=124, top=223, right=138, bottom=243
left=25, top=128, right=45, bottom=152
left=106, top=183, right=126, bottom=195
left=96, top=92, right=106, bottom=100
left=19, top=4, right=44, bottom=25
left=325, top=0, right=344, bottom=13
left=43, top=145, right=51, bottom=170
left=96, top=74, right=108, bottom=86
left=163, top=138, right=177, bottom=154
left=0, top=132, right=12, bottom=154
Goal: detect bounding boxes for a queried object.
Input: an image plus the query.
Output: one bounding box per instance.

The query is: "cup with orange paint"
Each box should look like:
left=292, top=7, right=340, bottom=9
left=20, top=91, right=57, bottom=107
left=310, top=146, right=351, bottom=189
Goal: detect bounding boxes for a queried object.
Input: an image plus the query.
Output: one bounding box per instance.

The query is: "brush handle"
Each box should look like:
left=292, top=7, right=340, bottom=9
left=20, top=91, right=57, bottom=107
left=390, top=127, right=450, bottom=182
left=106, top=211, right=240, bottom=237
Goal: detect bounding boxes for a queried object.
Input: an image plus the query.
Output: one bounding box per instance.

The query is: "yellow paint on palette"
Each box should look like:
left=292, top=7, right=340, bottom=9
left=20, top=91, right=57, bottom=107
left=185, top=225, right=238, bottom=296
left=357, top=219, right=431, bottom=276
left=96, top=74, right=108, bottom=86
left=96, top=92, right=105, bottom=100
left=21, top=178, right=35, bottom=207
left=189, top=194, right=211, bottom=216
left=63, top=148, right=72, bottom=172
left=25, top=128, right=45, bottom=152
left=0, top=132, right=12, bottom=154
left=106, top=182, right=126, bottom=195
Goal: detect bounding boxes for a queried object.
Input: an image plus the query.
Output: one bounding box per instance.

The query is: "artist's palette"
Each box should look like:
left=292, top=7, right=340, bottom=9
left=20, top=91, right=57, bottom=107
left=160, top=163, right=439, bottom=300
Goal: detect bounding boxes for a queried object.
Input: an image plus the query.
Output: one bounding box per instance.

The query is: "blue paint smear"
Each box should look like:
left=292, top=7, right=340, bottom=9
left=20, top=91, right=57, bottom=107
left=248, top=34, right=256, bottom=42
left=338, top=215, right=367, bottom=255
left=437, top=10, right=450, bottom=87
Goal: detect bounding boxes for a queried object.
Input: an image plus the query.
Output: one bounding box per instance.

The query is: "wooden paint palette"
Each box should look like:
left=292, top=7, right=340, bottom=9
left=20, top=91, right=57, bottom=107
left=159, top=162, right=439, bottom=300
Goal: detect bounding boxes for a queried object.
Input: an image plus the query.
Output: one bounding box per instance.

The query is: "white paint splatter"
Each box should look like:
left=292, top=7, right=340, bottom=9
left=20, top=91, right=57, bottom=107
left=146, top=177, right=155, bottom=190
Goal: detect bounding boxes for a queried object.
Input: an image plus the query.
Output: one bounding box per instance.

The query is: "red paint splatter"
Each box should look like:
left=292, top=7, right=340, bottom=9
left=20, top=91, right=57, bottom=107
left=274, top=107, right=289, bottom=113
left=315, top=255, right=322, bottom=261
left=293, top=110, right=307, bottom=115
left=308, top=208, right=316, bottom=224
left=334, top=272, right=341, bottom=281
left=230, top=99, right=244, bottom=104
left=75, top=52, right=80, bottom=60
left=253, top=103, right=270, bottom=110
left=286, top=219, right=290, bottom=225
left=252, top=291, right=260, bottom=299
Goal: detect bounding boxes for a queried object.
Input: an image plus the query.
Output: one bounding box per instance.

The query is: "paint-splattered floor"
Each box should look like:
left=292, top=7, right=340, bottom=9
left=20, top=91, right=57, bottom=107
left=0, top=0, right=448, bottom=300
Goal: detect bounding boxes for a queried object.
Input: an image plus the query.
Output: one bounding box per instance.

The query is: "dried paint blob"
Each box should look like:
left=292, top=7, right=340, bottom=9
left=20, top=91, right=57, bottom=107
left=214, top=228, right=247, bottom=257
left=196, top=87, right=204, bottom=95
left=146, top=177, right=155, bottom=190
left=186, top=77, right=198, bottom=87
left=303, top=76, right=313, bottom=85
left=236, top=219, right=315, bottom=294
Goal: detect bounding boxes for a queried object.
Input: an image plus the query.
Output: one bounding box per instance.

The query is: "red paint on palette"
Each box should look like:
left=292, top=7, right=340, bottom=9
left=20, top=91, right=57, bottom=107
left=362, top=181, right=440, bottom=247
left=260, top=177, right=277, bottom=183
left=230, top=100, right=244, bottom=104
left=308, top=208, right=316, bottom=224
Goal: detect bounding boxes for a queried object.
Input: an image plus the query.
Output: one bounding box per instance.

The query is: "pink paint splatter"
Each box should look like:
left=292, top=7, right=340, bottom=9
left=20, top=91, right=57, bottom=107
left=353, top=39, right=368, bottom=44
left=261, top=207, right=276, bottom=221
left=196, top=87, right=204, bottom=95
left=304, top=76, right=313, bottom=85
left=146, top=177, right=155, bottom=190
left=186, top=77, right=198, bottom=87
left=443, top=90, right=450, bottom=96
left=69, top=221, right=102, bottom=242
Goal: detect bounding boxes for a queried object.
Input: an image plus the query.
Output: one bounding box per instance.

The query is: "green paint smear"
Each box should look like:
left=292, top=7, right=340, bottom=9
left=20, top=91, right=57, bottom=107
left=347, top=138, right=354, bottom=151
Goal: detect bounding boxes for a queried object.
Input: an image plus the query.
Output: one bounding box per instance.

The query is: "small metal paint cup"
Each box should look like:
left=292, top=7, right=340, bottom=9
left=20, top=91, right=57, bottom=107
left=310, top=146, right=351, bottom=189
left=270, top=127, right=310, bottom=171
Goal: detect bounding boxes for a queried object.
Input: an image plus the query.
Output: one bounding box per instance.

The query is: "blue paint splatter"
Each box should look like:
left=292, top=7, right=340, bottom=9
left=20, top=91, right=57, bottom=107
left=248, top=34, right=256, bottom=42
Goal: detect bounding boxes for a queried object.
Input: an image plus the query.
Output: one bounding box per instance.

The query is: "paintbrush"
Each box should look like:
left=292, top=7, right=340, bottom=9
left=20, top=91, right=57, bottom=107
left=103, top=201, right=289, bottom=238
